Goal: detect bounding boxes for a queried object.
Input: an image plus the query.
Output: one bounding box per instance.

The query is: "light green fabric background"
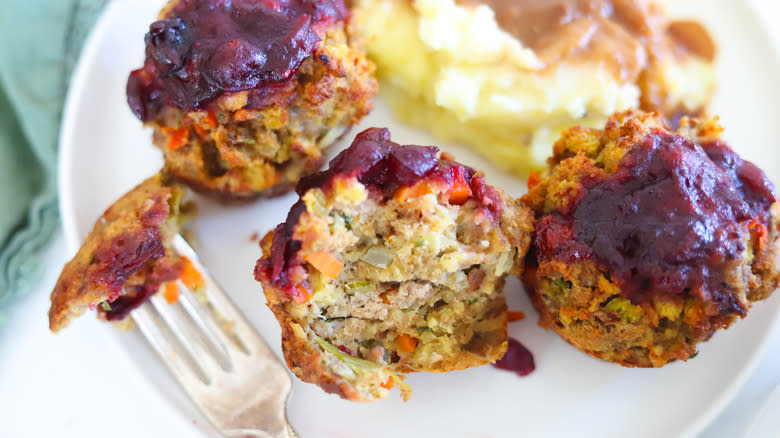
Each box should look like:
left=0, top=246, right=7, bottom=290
left=0, top=0, right=106, bottom=320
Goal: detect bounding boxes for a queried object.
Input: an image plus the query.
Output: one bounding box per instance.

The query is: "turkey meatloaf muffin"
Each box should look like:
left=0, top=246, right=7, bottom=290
left=49, top=174, right=191, bottom=332
left=127, top=0, right=377, bottom=201
left=255, top=127, right=534, bottom=400
left=522, top=111, right=780, bottom=367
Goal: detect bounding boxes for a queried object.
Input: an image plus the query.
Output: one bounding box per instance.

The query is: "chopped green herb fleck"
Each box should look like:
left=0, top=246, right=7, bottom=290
left=344, top=281, right=375, bottom=294
left=100, top=301, right=111, bottom=311
left=338, top=212, right=352, bottom=230
left=604, top=297, right=643, bottom=323
left=416, top=326, right=432, bottom=335
left=689, top=351, right=699, bottom=359
left=217, top=114, right=226, bottom=121
left=552, top=278, right=572, bottom=294
left=363, top=339, right=382, bottom=349
left=414, top=239, right=424, bottom=247
left=314, top=335, right=411, bottom=400
left=468, top=297, right=480, bottom=305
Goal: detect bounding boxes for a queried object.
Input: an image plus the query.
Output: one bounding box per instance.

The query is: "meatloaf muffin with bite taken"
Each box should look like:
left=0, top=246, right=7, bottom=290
left=522, top=111, right=780, bottom=367
left=255, top=127, right=534, bottom=400
left=49, top=173, right=193, bottom=331
left=127, top=0, right=377, bottom=201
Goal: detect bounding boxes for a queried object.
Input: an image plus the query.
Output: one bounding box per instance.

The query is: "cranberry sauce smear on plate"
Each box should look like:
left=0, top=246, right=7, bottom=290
left=127, top=0, right=347, bottom=122
left=493, top=338, right=535, bottom=377
left=523, top=111, right=780, bottom=367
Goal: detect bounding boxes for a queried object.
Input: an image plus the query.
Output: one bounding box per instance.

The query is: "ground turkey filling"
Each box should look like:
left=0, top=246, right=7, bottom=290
left=295, top=187, right=513, bottom=372
left=256, top=128, right=532, bottom=396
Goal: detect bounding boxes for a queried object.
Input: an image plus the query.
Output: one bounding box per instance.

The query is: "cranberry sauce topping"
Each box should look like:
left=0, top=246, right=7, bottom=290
left=296, top=127, right=444, bottom=197
left=100, top=256, right=183, bottom=321
left=700, top=141, right=775, bottom=221
left=127, top=0, right=347, bottom=122
left=256, top=127, right=505, bottom=291
left=493, top=338, right=535, bottom=377
left=257, top=201, right=306, bottom=289
left=296, top=127, right=503, bottom=207
left=91, top=230, right=166, bottom=302
left=102, top=284, right=159, bottom=321
left=537, top=129, right=775, bottom=309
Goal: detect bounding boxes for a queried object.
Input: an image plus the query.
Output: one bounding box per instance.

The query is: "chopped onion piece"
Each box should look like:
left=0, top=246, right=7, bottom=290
left=360, top=246, right=394, bottom=268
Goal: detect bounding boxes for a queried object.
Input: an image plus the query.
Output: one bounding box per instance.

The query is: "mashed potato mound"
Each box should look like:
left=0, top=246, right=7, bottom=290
left=354, top=0, right=715, bottom=174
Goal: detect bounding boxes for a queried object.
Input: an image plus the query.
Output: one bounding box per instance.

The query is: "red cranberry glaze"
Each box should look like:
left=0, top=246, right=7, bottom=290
left=535, top=129, right=775, bottom=312
left=296, top=127, right=444, bottom=197
left=127, top=0, right=347, bottom=122
left=91, top=230, right=183, bottom=320
left=256, top=127, right=505, bottom=294
left=102, top=284, right=159, bottom=321
left=493, top=338, right=535, bottom=377
left=90, top=195, right=183, bottom=320
left=90, top=231, right=165, bottom=302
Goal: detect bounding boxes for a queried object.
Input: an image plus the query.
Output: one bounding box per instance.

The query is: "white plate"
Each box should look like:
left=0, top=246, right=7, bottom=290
left=59, top=1, right=780, bottom=437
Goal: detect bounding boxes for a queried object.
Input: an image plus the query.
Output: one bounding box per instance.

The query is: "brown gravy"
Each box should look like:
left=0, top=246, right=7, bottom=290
left=456, top=0, right=714, bottom=81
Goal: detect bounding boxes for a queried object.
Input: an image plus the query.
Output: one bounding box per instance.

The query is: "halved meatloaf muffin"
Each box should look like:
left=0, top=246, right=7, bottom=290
left=255, top=127, right=534, bottom=400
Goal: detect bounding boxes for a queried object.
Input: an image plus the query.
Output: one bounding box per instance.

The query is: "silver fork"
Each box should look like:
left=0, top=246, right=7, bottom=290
left=131, top=234, right=297, bottom=438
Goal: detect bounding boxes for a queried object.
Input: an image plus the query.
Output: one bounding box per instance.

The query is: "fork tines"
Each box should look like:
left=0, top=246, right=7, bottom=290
left=132, top=234, right=298, bottom=438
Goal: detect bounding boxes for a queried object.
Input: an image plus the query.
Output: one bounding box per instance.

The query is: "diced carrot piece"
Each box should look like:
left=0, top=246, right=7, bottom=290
left=288, top=284, right=310, bottom=304
left=507, top=311, right=526, bottom=322
left=380, top=376, right=395, bottom=390
left=203, top=111, right=218, bottom=127
left=304, top=251, right=343, bottom=279
left=163, top=282, right=180, bottom=304
left=234, top=108, right=258, bottom=121
left=164, top=126, right=190, bottom=150
left=392, top=180, right=433, bottom=202
left=192, top=111, right=219, bottom=138
left=180, top=256, right=205, bottom=289
left=748, top=219, right=768, bottom=250
left=192, top=124, right=208, bottom=138
left=395, top=334, right=418, bottom=353
left=527, top=171, right=542, bottom=189
left=446, top=167, right=472, bottom=205
left=559, top=307, right=578, bottom=319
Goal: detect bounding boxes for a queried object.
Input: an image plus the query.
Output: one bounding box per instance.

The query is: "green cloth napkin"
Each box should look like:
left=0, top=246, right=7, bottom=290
left=0, top=0, right=107, bottom=319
